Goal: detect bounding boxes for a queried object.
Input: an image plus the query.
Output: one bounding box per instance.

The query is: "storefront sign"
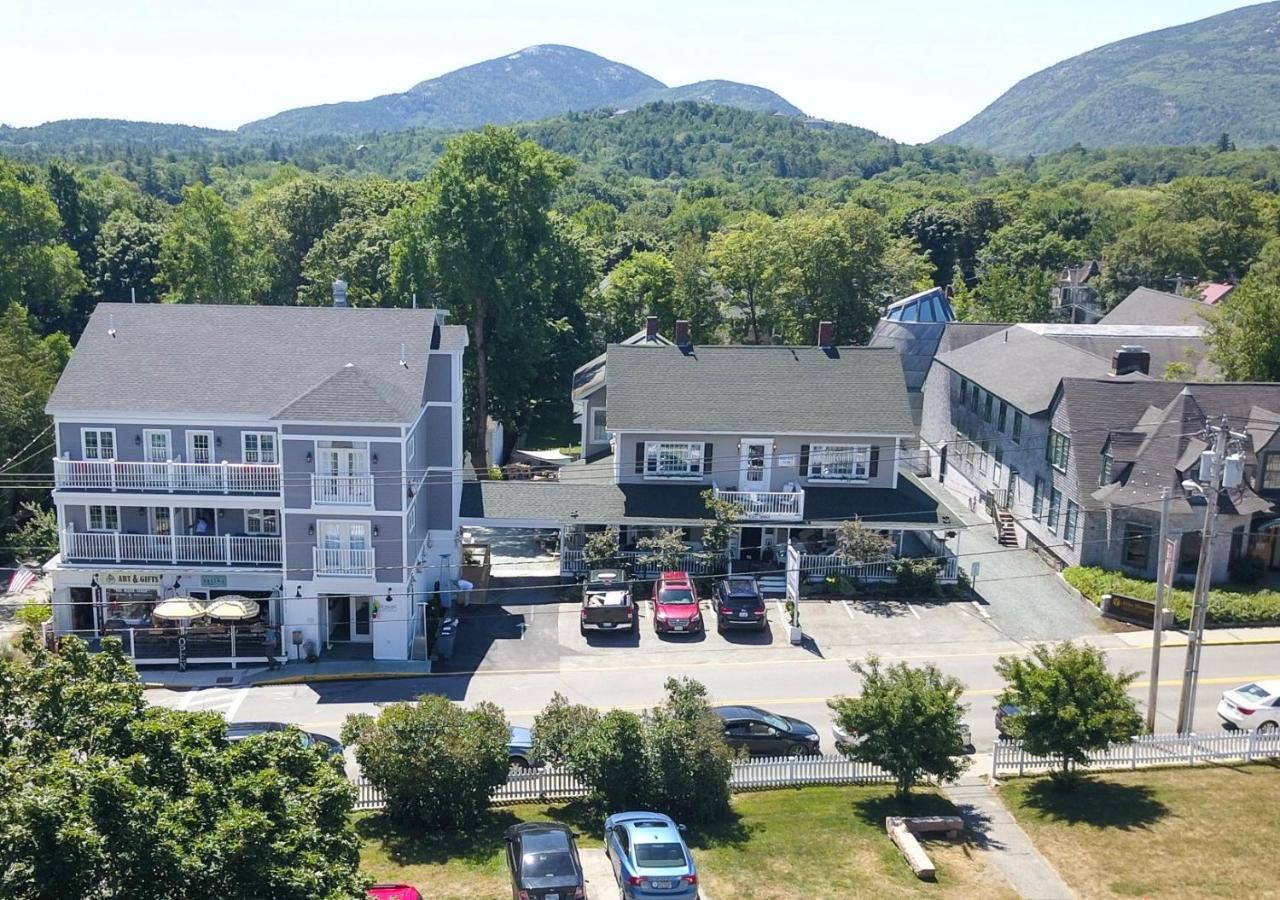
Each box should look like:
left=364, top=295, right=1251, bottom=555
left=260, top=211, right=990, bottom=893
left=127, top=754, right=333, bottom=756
left=200, top=575, right=228, bottom=588
left=102, top=572, right=163, bottom=586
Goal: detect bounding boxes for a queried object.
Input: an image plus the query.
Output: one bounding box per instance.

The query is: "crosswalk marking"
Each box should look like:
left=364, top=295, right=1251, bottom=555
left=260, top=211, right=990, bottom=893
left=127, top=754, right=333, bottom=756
left=176, top=687, right=247, bottom=721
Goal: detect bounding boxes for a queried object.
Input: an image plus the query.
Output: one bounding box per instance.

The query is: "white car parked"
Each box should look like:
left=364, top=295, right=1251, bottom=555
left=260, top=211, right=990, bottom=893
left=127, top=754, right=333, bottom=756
left=1217, top=680, right=1280, bottom=732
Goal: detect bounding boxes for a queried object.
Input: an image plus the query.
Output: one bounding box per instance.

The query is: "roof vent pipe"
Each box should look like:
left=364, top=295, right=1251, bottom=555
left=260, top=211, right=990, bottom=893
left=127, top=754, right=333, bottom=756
left=332, top=279, right=348, bottom=308
left=818, top=320, right=834, bottom=347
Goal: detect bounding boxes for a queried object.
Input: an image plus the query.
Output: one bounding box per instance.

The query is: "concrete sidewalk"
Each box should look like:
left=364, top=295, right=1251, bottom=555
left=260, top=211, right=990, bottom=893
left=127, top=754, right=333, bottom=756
left=943, top=774, right=1074, bottom=899
left=141, top=658, right=431, bottom=689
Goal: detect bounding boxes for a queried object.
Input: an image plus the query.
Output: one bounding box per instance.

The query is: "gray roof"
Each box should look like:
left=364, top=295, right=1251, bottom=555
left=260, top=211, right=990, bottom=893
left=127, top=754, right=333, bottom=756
left=461, top=468, right=954, bottom=529
left=47, top=302, right=467, bottom=423
left=934, top=323, right=1208, bottom=414
left=571, top=327, right=672, bottom=403
left=1100, top=287, right=1209, bottom=327
left=606, top=344, right=915, bottom=436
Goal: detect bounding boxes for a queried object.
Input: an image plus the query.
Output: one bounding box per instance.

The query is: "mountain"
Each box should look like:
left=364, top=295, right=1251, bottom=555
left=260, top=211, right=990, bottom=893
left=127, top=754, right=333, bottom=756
left=938, top=2, right=1280, bottom=156
left=239, top=44, right=802, bottom=136
left=0, top=118, right=231, bottom=146
left=624, top=80, right=802, bottom=116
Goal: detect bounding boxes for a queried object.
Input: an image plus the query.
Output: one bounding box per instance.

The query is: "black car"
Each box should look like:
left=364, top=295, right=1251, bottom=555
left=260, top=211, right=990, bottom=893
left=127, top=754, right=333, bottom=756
left=225, top=721, right=344, bottom=756
left=714, top=575, right=767, bottom=632
left=712, top=705, right=820, bottom=757
left=504, top=822, right=584, bottom=900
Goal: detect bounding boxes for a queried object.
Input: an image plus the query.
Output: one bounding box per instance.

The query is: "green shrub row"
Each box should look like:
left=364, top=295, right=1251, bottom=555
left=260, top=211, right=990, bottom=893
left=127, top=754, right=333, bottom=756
left=1063, top=566, right=1280, bottom=627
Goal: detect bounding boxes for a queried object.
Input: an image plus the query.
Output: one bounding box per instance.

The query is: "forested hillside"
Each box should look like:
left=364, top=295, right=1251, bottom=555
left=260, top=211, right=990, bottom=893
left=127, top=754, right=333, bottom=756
left=4, top=100, right=1280, bottom=561
left=940, top=2, right=1280, bottom=154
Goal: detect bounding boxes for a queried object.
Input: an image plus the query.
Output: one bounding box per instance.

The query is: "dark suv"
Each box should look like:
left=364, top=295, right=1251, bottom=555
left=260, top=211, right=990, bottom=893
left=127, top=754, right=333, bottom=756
left=715, top=575, right=767, bottom=632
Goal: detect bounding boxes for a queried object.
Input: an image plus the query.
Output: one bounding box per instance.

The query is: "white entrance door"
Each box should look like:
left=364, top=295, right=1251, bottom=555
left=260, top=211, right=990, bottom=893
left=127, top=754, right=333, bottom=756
left=739, top=440, right=772, bottom=491
left=143, top=429, right=171, bottom=488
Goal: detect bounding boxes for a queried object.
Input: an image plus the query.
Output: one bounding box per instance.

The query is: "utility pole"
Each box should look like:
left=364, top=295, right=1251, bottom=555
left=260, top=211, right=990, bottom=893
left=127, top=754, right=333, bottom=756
left=1147, top=486, right=1172, bottom=733
left=1175, top=417, right=1244, bottom=734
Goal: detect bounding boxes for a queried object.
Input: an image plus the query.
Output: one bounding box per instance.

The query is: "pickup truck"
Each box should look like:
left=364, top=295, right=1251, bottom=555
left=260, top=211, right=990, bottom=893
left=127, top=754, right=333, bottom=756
left=580, top=569, right=637, bottom=635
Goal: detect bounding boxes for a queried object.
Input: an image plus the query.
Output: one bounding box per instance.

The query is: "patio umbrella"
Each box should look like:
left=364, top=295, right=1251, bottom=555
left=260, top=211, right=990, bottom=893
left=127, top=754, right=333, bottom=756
left=205, top=595, right=260, bottom=621
left=153, top=597, right=207, bottom=620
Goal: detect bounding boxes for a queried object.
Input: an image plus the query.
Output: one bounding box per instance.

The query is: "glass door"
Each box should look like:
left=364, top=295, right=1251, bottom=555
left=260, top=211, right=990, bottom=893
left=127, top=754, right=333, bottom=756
left=739, top=440, right=772, bottom=491
left=352, top=597, right=372, bottom=642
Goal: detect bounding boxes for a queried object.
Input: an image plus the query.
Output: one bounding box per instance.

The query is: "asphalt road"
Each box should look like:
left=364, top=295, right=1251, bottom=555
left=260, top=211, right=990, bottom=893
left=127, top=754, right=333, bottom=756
left=149, top=639, right=1280, bottom=756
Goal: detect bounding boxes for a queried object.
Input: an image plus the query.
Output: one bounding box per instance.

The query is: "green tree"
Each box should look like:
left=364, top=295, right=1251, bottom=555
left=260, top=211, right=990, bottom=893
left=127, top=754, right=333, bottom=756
left=582, top=528, right=621, bottom=569
left=994, top=642, right=1143, bottom=788
left=836, top=518, right=893, bottom=564
left=0, top=305, right=71, bottom=556
left=533, top=697, right=647, bottom=812
left=390, top=127, right=589, bottom=471
left=700, top=489, right=743, bottom=561
left=954, top=264, right=1054, bottom=323
left=1097, top=219, right=1204, bottom=308
left=92, top=209, right=163, bottom=305
left=157, top=183, right=255, bottom=303
left=531, top=691, right=602, bottom=766
left=1205, top=243, right=1280, bottom=380
left=644, top=677, right=734, bottom=824
left=709, top=212, right=782, bottom=343
left=669, top=232, right=722, bottom=342
left=244, top=175, right=347, bottom=304
left=0, top=635, right=363, bottom=898
left=9, top=501, right=57, bottom=562
left=638, top=528, right=687, bottom=572
left=829, top=656, right=969, bottom=798
left=593, top=250, right=677, bottom=341
left=341, top=693, right=509, bottom=828
left=0, top=160, right=85, bottom=333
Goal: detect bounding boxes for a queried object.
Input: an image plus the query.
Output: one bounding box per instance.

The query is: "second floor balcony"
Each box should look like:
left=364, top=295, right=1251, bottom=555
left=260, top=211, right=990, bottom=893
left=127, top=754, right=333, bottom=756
left=313, top=545, right=375, bottom=577
left=713, top=484, right=805, bottom=522
left=54, top=458, right=281, bottom=496
left=60, top=529, right=281, bottom=567
left=311, top=473, right=375, bottom=506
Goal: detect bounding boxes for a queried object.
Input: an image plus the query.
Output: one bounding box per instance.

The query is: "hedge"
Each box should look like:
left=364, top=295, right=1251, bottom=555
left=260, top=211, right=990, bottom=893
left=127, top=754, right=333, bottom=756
left=1063, top=566, right=1280, bottom=628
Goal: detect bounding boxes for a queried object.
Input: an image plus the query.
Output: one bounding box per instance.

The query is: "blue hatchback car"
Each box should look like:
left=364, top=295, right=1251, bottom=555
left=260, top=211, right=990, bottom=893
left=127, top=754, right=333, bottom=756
left=603, top=811, right=698, bottom=899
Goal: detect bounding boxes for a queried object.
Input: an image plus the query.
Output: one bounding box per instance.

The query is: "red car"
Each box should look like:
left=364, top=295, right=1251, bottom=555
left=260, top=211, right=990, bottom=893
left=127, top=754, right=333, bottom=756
left=367, top=885, right=422, bottom=900
left=652, top=571, right=704, bottom=635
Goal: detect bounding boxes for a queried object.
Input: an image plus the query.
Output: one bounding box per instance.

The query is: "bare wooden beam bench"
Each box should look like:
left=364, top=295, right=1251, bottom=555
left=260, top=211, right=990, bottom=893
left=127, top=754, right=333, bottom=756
left=885, top=815, right=966, bottom=879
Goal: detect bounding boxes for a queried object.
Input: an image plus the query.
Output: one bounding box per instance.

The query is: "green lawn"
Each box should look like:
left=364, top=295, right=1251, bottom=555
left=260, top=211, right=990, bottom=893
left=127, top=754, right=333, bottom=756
left=358, top=786, right=1014, bottom=899
left=1000, top=763, right=1280, bottom=899
left=1063, top=565, right=1280, bottom=627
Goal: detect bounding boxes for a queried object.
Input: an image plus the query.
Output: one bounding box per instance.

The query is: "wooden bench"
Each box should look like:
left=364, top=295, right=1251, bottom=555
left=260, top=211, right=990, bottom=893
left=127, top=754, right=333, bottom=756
left=885, top=815, right=966, bottom=880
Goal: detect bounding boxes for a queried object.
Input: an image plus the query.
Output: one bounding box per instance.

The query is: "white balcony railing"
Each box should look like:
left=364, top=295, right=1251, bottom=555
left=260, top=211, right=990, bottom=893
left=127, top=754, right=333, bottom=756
left=53, top=458, right=281, bottom=495
left=311, top=474, right=375, bottom=506
left=313, top=546, right=375, bottom=577
left=60, top=529, right=281, bottom=566
left=713, top=485, right=805, bottom=521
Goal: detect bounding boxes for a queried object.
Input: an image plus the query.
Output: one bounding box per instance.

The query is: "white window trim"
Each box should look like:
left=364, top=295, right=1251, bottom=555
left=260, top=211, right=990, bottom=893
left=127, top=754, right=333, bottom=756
left=245, top=508, right=280, bottom=536
left=317, top=519, right=371, bottom=548
left=142, top=429, right=171, bottom=462
left=148, top=507, right=171, bottom=535
left=808, top=444, right=871, bottom=483
left=81, top=427, right=117, bottom=461
left=406, top=432, right=416, bottom=470
left=644, top=441, right=705, bottom=479
left=590, top=408, right=608, bottom=445
left=88, top=504, right=120, bottom=532
left=188, top=430, right=215, bottom=465
left=242, top=431, right=278, bottom=465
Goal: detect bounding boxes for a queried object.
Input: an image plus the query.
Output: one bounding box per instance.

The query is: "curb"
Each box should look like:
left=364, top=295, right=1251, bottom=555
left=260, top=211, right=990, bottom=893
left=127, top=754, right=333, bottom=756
left=250, top=670, right=431, bottom=687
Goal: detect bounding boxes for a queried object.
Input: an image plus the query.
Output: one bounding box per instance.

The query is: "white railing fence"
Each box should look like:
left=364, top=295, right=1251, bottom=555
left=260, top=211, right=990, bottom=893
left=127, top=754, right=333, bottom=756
left=61, top=529, right=281, bottom=565
left=992, top=730, right=1280, bottom=778
left=713, top=486, right=805, bottom=522
left=311, top=474, right=375, bottom=506
left=560, top=550, right=730, bottom=578
left=314, top=546, right=375, bottom=577
left=353, top=753, right=894, bottom=811
left=797, top=550, right=960, bottom=586
left=53, top=458, right=281, bottom=494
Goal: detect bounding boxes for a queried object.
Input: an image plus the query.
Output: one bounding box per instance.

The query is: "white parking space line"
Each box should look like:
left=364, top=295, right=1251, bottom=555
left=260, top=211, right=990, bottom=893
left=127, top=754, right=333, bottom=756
left=840, top=599, right=855, bottom=620
left=971, top=601, right=992, bottom=620
left=905, top=602, right=921, bottom=620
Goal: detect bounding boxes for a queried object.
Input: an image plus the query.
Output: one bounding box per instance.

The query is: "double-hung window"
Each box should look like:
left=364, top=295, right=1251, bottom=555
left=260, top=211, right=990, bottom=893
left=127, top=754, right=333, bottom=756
left=88, top=505, right=119, bottom=531
left=406, top=432, right=416, bottom=469
left=1012, top=411, right=1024, bottom=444
left=809, top=444, right=871, bottom=481
left=245, top=509, right=279, bottom=536
left=1047, top=488, right=1062, bottom=534
left=1032, top=476, right=1045, bottom=520
left=591, top=408, right=609, bottom=444
left=242, top=432, right=277, bottom=465
left=644, top=442, right=704, bottom=478
left=1063, top=500, right=1079, bottom=545
left=959, top=379, right=970, bottom=406
left=997, top=401, right=1008, bottom=433
left=82, top=428, right=116, bottom=460
left=970, top=387, right=981, bottom=413
left=983, top=393, right=994, bottom=423
left=1262, top=453, right=1280, bottom=491
left=1047, top=430, right=1070, bottom=471
left=1100, top=453, right=1114, bottom=486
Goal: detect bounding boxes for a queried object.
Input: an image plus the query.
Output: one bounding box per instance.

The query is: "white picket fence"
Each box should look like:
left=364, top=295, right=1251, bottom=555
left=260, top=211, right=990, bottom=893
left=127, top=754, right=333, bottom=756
left=992, top=729, right=1280, bottom=778
left=353, top=753, right=893, bottom=811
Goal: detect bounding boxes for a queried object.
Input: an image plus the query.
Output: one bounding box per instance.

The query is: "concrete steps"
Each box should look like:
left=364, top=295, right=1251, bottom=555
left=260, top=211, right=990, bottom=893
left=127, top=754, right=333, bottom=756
left=995, top=510, right=1018, bottom=547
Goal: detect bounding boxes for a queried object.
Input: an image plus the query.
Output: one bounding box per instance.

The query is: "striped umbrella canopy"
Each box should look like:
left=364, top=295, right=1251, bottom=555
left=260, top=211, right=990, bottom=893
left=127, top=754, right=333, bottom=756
left=205, top=595, right=261, bottom=621
left=153, top=597, right=207, bottom=620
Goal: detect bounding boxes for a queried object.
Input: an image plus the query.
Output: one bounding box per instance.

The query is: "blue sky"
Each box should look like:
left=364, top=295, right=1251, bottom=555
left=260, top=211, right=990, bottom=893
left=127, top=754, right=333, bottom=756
left=2, top=0, right=1250, bottom=142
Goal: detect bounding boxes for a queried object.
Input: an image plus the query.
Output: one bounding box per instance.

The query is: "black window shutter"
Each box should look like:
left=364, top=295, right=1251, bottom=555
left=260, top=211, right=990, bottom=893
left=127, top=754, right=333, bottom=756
left=800, top=444, right=810, bottom=475
left=635, top=442, right=645, bottom=475
left=869, top=446, right=880, bottom=478
left=703, top=443, right=713, bottom=477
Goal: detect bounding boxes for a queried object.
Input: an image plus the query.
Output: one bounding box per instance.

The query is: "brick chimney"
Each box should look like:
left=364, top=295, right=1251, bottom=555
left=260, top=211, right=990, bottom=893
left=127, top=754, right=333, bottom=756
left=675, top=319, right=690, bottom=347
left=645, top=315, right=658, bottom=340
left=818, top=320, right=834, bottom=347
left=332, top=279, right=348, bottom=308
left=1112, top=345, right=1150, bottom=376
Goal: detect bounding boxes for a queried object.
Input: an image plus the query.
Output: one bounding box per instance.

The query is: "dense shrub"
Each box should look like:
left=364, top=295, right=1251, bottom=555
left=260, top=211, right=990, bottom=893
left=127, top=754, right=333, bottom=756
left=892, top=557, right=940, bottom=595
left=342, top=693, right=509, bottom=829
left=1063, top=566, right=1280, bottom=627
